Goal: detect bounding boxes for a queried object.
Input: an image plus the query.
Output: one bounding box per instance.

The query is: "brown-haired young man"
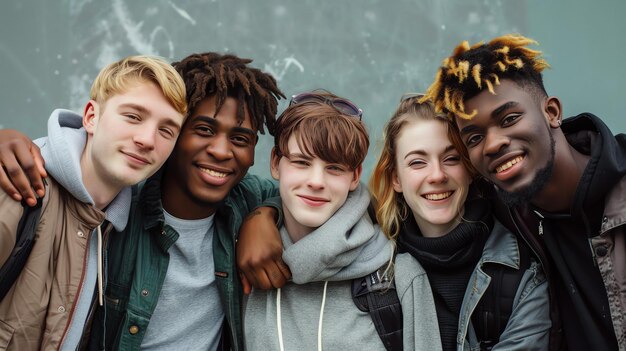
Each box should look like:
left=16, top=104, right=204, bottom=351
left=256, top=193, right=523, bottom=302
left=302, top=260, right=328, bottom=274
left=422, top=34, right=626, bottom=350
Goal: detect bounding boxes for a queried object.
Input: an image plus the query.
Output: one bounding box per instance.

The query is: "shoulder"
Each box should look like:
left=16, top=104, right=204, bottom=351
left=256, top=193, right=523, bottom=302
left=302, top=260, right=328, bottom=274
left=393, top=253, right=428, bottom=297
left=232, top=174, right=276, bottom=195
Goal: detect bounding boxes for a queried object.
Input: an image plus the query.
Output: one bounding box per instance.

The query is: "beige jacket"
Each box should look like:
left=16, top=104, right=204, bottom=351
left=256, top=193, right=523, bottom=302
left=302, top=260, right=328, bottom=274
left=591, top=174, right=626, bottom=348
left=0, top=177, right=108, bottom=350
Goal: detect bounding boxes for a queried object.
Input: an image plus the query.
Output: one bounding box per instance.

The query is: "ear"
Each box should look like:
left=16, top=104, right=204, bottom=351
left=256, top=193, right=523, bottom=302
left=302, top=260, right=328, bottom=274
left=349, top=165, right=363, bottom=191
left=83, top=100, right=99, bottom=135
left=270, top=147, right=281, bottom=181
left=392, top=169, right=403, bottom=193
left=544, top=96, right=563, bottom=128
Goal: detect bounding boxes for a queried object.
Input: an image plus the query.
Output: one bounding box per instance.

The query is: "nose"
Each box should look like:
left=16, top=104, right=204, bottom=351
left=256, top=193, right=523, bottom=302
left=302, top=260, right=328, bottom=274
left=427, top=162, right=448, bottom=184
left=307, top=165, right=326, bottom=190
left=206, top=134, right=233, bottom=161
left=133, top=126, right=156, bottom=151
left=483, top=129, right=510, bottom=157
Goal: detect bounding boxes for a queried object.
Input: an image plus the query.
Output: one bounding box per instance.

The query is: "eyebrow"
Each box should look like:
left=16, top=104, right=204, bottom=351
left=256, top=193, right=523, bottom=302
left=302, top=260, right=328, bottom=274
left=286, top=152, right=314, bottom=161
left=492, top=101, right=519, bottom=118
left=459, top=101, right=519, bottom=135
left=194, top=115, right=257, bottom=136
left=404, top=144, right=456, bottom=160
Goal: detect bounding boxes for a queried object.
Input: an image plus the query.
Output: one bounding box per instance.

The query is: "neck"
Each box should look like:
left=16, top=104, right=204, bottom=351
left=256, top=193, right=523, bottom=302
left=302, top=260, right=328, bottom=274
left=531, top=137, right=590, bottom=212
left=80, top=150, right=121, bottom=210
left=161, top=166, right=218, bottom=220
left=282, top=206, right=314, bottom=243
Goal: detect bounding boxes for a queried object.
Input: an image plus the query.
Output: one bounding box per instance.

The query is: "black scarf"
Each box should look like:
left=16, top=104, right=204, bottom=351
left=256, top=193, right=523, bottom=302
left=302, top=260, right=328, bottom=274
left=397, top=195, right=493, bottom=351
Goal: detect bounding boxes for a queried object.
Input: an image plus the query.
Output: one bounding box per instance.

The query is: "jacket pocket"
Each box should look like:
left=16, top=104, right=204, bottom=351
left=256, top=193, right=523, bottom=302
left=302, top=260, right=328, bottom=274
left=0, top=319, right=15, bottom=350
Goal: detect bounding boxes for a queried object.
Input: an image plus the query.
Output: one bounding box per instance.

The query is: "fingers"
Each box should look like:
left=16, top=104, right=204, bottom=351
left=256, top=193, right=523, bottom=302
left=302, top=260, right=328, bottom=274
left=0, top=147, right=36, bottom=205
left=241, top=265, right=272, bottom=290
left=13, top=143, right=46, bottom=202
left=266, top=260, right=291, bottom=289
left=239, top=258, right=291, bottom=292
left=275, top=259, right=292, bottom=282
left=0, top=136, right=46, bottom=206
left=240, top=273, right=252, bottom=295
left=0, top=163, right=21, bottom=202
left=31, top=144, right=47, bottom=197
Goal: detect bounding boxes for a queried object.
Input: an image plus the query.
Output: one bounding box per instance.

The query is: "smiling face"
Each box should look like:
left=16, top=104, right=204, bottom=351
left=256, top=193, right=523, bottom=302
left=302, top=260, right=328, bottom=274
left=392, top=119, right=472, bottom=237
left=271, top=135, right=361, bottom=242
left=84, top=80, right=184, bottom=190
left=456, top=79, right=557, bottom=205
left=162, top=95, right=257, bottom=219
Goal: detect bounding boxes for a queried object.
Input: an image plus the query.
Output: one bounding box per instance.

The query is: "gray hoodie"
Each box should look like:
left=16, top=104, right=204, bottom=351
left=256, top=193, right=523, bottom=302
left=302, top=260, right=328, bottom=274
left=243, top=184, right=394, bottom=350
left=35, top=109, right=131, bottom=350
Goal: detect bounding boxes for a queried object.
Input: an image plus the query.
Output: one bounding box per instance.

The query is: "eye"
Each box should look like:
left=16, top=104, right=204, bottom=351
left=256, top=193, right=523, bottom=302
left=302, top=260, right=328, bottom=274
left=465, top=134, right=483, bottom=148
left=290, top=159, right=310, bottom=167
left=231, top=134, right=251, bottom=146
left=443, top=155, right=461, bottom=165
left=159, top=127, right=175, bottom=139
left=124, top=114, right=140, bottom=121
left=502, top=113, right=521, bottom=126
left=327, top=164, right=348, bottom=173
left=408, top=159, right=426, bottom=168
left=194, top=124, right=215, bottom=136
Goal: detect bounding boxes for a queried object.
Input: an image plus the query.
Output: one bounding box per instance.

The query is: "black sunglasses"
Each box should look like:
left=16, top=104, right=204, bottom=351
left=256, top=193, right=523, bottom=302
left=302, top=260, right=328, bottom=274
left=289, top=90, right=363, bottom=120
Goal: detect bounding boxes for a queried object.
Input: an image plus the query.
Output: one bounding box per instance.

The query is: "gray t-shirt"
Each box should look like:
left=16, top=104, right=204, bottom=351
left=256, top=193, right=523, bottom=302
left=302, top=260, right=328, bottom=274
left=140, top=210, right=224, bottom=350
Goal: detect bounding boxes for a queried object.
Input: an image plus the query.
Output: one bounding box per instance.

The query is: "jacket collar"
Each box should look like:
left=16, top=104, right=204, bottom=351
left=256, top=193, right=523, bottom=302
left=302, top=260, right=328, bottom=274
left=479, top=219, right=520, bottom=269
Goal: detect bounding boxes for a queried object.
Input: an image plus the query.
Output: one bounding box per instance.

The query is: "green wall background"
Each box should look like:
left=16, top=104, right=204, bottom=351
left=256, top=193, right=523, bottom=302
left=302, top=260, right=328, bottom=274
left=0, top=0, right=623, bottom=180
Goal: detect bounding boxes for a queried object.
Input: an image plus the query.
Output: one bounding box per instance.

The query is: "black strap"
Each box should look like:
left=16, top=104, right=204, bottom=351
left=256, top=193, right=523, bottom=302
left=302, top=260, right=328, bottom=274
left=472, top=239, right=530, bottom=350
left=0, top=197, right=43, bottom=300
left=352, top=268, right=403, bottom=351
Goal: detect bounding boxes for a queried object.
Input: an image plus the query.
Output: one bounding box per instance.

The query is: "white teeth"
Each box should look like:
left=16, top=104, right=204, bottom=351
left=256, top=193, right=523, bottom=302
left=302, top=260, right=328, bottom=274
left=496, top=156, right=524, bottom=173
left=200, top=168, right=228, bottom=178
left=424, top=192, right=452, bottom=200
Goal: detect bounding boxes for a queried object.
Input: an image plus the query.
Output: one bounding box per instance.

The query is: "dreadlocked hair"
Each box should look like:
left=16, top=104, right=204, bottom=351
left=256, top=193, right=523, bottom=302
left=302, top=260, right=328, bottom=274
left=173, top=52, right=285, bottom=135
left=422, top=34, right=550, bottom=120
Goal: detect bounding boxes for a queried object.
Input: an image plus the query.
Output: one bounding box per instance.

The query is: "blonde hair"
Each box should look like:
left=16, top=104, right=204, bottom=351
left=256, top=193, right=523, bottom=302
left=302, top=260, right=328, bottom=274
left=370, top=96, right=475, bottom=241
left=422, top=34, right=549, bottom=120
left=90, top=55, right=187, bottom=116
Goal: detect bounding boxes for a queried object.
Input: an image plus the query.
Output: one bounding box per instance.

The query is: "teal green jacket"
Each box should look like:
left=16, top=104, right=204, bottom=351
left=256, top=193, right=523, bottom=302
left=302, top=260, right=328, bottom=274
left=88, top=171, right=278, bottom=351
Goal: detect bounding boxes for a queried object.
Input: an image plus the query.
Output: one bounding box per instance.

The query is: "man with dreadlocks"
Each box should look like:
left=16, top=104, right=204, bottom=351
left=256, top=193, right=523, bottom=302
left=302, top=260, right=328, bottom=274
left=422, top=34, right=626, bottom=350
left=0, top=52, right=286, bottom=350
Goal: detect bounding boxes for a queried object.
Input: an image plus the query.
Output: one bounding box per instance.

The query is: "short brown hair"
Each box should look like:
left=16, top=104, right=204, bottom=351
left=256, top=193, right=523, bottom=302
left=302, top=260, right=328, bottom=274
left=90, top=55, right=187, bottom=116
left=274, top=92, right=369, bottom=170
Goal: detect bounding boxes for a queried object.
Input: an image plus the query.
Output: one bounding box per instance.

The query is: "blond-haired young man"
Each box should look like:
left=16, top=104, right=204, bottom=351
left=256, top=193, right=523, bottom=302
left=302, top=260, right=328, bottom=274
left=0, top=55, right=186, bottom=350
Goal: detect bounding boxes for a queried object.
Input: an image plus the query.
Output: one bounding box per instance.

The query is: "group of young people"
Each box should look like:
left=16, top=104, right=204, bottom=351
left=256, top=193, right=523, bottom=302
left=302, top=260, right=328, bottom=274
left=0, top=33, right=623, bottom=351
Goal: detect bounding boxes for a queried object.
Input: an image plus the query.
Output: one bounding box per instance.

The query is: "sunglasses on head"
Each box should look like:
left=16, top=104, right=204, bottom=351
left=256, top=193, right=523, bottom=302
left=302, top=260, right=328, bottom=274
left=289, top=90, right=363, bottom=120
left=400, top=92, right=426, bottom=102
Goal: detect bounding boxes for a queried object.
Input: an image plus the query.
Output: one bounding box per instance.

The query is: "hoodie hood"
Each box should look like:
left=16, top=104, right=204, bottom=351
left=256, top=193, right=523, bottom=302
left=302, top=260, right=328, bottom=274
left=35, top=109, right=131, bottom=231
left=559, top=113, right=626, bottom=232
left=281, top=183, right=394, bottom=284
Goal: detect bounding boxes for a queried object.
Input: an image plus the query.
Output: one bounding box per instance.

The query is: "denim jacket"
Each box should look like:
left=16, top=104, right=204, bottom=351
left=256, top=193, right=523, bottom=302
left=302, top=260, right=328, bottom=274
left=458, top=219, right=551, bottom=351
left=88, top=172, right=278, bottom=351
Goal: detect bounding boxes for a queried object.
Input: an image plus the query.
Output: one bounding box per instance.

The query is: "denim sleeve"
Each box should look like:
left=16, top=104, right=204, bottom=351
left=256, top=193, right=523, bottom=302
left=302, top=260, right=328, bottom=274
left=492, top=259, right=551, bottom=351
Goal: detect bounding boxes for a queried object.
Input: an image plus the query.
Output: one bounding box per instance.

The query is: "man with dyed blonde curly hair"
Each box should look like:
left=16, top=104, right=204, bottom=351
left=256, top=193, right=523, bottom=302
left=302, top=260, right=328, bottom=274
left=0, top=55, right=187, bottom=350
left=423, top=34, right=625, bottom=350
